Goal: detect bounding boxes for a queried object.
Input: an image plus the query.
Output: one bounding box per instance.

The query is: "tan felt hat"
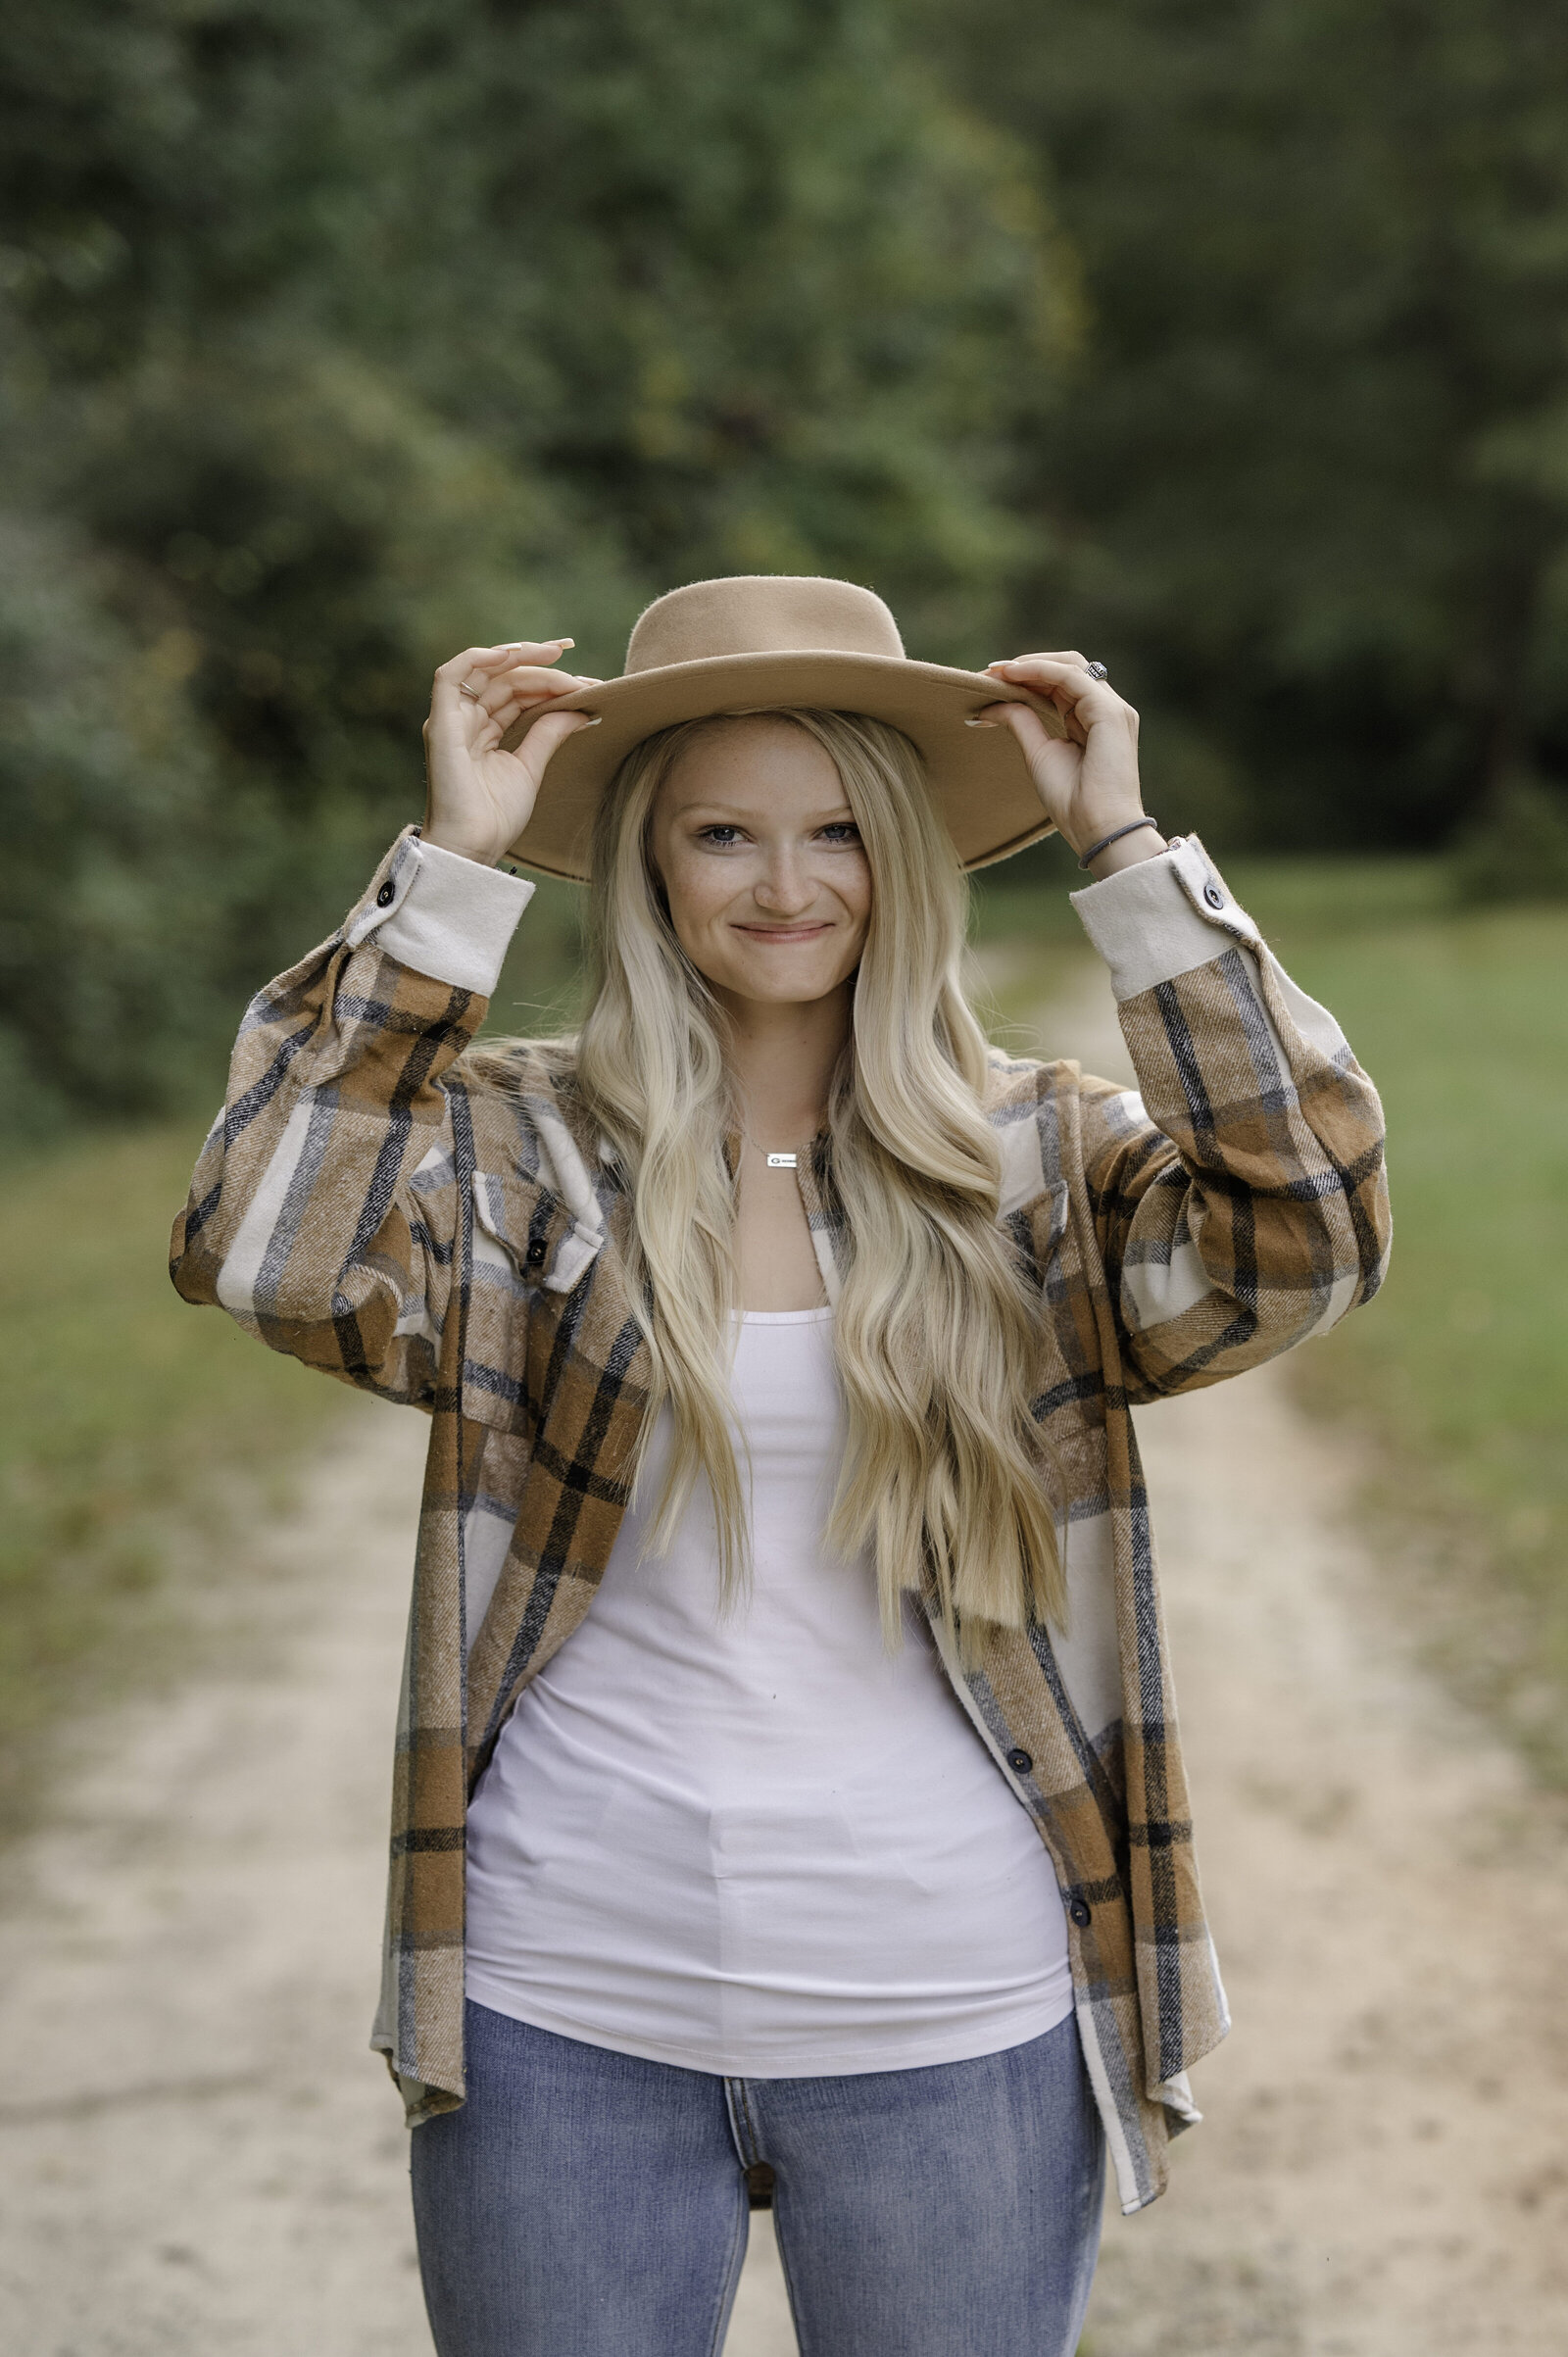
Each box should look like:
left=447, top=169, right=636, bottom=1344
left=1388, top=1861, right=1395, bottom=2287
left=499, top=573, right=1065, bottom=880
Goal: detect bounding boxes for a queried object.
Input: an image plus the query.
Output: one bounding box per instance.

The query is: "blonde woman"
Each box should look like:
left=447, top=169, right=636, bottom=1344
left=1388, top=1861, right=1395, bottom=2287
left=172, top=577, right=1389, bottom=2357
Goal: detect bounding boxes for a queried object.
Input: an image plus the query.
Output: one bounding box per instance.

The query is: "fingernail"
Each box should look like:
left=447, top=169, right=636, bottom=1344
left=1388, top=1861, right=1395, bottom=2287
left=573, top=712, right=603, bottom=727
left=964, top=714, right=994, bottom=728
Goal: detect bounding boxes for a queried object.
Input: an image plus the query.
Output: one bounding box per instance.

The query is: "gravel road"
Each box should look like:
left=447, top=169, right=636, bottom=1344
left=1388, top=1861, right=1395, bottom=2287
left=4, top=974, right=1564, bottom=2354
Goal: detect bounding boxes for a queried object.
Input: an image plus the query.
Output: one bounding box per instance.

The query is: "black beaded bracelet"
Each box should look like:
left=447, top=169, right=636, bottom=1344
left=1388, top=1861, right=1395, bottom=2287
left=1077, top=816, right=1161, bottom=871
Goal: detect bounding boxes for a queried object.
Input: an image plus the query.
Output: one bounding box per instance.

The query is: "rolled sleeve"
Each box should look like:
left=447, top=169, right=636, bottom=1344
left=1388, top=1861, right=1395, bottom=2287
left=1072, top=828, right=1390, bottom=1397
left=1069, top=835, right=1263, bottom=1002
left=348, top=834, right=536, bottom=996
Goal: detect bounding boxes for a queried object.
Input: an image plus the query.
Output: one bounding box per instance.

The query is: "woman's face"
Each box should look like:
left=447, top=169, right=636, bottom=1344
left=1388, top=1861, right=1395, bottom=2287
left=649, top=718, right=872, bottom=1010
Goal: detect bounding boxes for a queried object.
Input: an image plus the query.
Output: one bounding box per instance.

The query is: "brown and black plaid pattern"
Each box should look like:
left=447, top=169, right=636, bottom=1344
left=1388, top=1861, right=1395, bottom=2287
left=172, top=830, right=1389, bottom=2214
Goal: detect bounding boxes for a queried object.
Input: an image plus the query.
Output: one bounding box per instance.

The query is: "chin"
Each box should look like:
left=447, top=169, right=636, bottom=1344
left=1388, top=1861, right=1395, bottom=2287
left=729, top=960, right=847, bottom=1005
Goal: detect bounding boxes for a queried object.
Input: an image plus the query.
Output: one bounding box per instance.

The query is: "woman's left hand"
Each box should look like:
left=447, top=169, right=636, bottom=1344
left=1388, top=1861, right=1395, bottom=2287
left=973, top=653, right=1165, bottom=874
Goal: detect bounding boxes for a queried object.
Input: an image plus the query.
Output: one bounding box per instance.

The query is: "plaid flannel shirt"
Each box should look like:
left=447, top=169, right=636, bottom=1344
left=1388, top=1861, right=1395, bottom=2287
left=171, top=825, right=1389, bottom=2215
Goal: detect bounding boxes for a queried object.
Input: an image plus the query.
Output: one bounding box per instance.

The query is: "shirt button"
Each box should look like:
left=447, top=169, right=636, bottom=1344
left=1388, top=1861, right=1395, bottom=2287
left=526, top=1237, right=548, bottom=1266
left=375, top=880, right=396, bottom=908
left=1005, top=1746, right=1033, bottom=1775
left=1068, top=1895, right=1093, bottom=1929
left=1202, top=881, right=1224, bottom=909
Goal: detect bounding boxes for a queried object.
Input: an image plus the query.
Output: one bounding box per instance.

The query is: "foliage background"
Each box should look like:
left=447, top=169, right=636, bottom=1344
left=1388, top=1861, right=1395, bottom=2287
left=0, top=0, right=1063, bottom=1121
left=6, top=0, right=1568, bottom=1124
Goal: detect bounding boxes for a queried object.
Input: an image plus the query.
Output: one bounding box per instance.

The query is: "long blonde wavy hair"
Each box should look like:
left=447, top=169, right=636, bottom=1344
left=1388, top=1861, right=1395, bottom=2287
left=474, top=709, right=1063, bottom=1651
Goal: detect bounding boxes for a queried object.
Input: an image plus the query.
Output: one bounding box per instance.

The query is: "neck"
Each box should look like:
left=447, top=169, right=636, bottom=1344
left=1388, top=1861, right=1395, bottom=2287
left=714, top=982, right=852, bottom=1143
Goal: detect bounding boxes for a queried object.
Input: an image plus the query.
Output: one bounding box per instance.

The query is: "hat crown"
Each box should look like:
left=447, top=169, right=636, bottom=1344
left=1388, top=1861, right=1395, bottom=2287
left=624, top=575, right=905, bottom=674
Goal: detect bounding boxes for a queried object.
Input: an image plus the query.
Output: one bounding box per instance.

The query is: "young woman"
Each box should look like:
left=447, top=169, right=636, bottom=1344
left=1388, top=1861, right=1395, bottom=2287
left=172, top=575, right=1389, bottom=2357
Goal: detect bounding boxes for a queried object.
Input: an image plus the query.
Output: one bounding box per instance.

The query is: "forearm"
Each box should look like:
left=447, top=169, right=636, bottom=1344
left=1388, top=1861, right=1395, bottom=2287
left=170, top=831, right=534, bottom=1378
left=1073, top=837, right=1390, bottom=1389
left=1081, top=820, right=1169, bottom=880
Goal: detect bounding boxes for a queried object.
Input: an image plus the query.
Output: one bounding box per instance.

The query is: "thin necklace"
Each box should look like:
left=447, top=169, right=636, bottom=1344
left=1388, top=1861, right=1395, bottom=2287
left=735, top=1119, right=830, bottom=1309
left=737, top=1119, right=820, bottom=1172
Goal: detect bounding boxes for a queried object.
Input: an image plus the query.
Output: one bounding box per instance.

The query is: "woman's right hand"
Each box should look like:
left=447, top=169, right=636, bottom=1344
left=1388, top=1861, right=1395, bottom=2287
left=421, top=638, right=602, bottom=866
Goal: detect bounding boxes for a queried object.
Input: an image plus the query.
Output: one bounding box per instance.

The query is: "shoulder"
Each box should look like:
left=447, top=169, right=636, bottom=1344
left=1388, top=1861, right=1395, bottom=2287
left=983, top=1043, right=1060, bottom=1109
left=979, top=1048, right=1152, bottom=1216
left=449, top=1034, right=600, bottom=1163
left=980, top=1048, right=1076, bottom=1217
left=452, top=1033, right=579, bottom=1108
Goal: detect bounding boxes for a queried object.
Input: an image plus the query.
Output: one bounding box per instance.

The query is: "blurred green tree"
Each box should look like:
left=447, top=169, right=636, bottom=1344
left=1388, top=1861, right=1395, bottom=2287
left=0, top=0, right=1068, bottom=1122
left=912, top=0, right=1568, bottom=851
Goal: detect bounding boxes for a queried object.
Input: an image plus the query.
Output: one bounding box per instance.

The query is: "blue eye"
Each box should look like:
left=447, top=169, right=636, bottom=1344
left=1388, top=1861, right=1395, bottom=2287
left=693, top=819, right=858, bottom=848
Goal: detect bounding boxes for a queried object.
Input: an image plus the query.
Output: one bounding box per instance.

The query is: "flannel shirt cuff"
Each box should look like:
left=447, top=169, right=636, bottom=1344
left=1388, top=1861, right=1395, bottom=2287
left=353, top=835, right=535, bottom=997
left=1069, top=834, right=1263, bottom=1002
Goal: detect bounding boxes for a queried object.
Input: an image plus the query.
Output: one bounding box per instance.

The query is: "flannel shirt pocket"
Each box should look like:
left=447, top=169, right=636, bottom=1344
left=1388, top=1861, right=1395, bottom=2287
left=468, top=1160, right=607, bottom=1417
left=472, top=1162, right=606, bottom=1292
left=465, top=1167, right=569, bottom=1433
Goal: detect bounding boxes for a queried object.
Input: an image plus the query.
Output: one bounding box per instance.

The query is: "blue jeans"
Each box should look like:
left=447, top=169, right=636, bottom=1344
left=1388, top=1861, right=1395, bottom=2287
left=411, top=1998, right=1104, bottom=2357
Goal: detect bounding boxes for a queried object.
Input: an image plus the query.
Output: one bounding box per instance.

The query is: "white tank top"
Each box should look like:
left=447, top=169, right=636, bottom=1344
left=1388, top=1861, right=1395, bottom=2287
left=464, top=1307, right=1072, bottom=2076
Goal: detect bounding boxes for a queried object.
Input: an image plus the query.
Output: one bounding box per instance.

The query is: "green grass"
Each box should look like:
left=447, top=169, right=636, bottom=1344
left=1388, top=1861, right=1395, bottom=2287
left=1244, top=870, right=1568, bottom=1778
left=978, top=853, right=1568, bottom=1782
left=0, top=1123, right=348, bottom=1830
left=0, top=898, right=591, bottom=1837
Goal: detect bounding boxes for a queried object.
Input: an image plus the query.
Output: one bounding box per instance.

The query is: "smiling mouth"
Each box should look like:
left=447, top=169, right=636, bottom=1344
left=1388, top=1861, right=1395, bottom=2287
left=733, top=921, right=833, bottom=941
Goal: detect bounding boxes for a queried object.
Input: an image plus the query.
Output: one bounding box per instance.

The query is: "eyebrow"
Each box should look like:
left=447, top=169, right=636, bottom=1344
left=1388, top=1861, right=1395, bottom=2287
left=673, top=801, right=858, bottom=825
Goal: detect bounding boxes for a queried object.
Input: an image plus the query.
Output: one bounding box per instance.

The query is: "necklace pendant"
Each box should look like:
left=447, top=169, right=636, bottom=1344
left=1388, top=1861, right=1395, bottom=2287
left=766, top=1152, right=798, bottom=1169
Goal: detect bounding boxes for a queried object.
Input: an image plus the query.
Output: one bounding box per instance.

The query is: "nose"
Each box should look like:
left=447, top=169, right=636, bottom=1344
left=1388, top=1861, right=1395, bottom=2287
left=752, top=845, right=814, bottom=916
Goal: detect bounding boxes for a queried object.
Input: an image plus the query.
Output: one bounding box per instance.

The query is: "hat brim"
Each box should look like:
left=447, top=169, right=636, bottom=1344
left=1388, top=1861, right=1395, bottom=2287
left=497, top=651, right=1066, bottom=881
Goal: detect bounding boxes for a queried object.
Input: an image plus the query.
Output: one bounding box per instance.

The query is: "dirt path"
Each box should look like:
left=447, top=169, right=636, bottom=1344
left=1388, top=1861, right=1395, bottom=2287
left=3, top=973, right=1565, bottom=2352
left=1085, top=1365, right=1568, bottom=2352
left=0, top=1397, right=433, bottom=2355
left=1052, top=961, right=1568, bottom=2355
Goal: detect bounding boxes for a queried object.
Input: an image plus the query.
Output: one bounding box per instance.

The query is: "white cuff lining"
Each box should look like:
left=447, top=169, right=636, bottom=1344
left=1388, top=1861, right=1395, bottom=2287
left=1069, top=836, right=1260, bottom=1001
left=367, top=838, right=535, bottom=996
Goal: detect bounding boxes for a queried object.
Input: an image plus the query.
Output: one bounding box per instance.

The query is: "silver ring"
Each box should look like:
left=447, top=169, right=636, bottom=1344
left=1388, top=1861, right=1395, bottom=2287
left=459, top=682, right=482, bottom=702
left=1086, top=661, right=1109, bottom=681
